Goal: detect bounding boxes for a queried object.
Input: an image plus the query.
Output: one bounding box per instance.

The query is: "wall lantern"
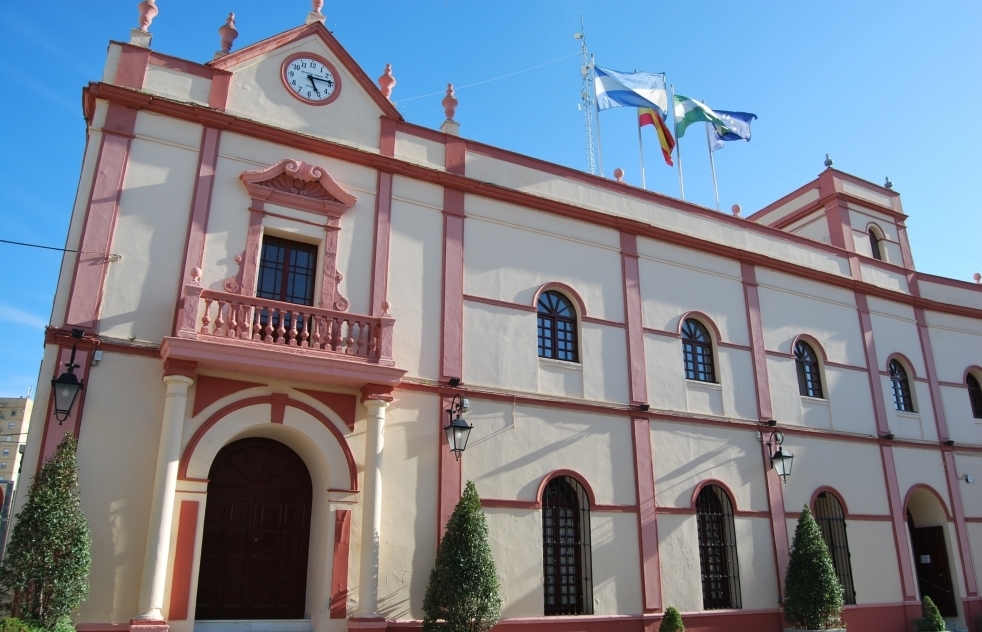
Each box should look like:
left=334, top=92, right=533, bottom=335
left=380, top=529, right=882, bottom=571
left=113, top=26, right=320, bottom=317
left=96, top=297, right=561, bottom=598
left=443, top=394, right=472, bottom=461
left=51, top=330, right=86, bottom=424
left=759, top=421, right=794, bottom=483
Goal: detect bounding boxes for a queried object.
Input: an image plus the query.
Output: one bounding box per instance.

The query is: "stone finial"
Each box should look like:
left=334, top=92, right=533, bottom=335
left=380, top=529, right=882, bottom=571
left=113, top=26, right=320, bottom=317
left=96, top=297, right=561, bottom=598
left=974, top=273, right=981, bottom=284
left=130, top=0, right=158, bottom=47
left=442, top=84, right=458, bottom=121
left=731, top=204, right=742, bottom=217
left=824, top=154, right=833, bottom=168
left=307, top=0, right=326, bottom=24
left=378, top=64, right=396, bottom=100
left=884, top=176, right=893, bottom=190
left=216, top=13, right=238, bottom=58
left=190, top=267, right=203, bottom=284
left=613, top=168, right=625, bottom=183
left=137, top=0, right=158, bottom=31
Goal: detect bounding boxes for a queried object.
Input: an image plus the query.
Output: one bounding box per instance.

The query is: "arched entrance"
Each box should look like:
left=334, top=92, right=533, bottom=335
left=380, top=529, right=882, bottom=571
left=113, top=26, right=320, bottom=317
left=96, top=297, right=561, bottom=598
left=906, top=486, right=958, bottom=618
left=195, top=438, right=312, bottom=620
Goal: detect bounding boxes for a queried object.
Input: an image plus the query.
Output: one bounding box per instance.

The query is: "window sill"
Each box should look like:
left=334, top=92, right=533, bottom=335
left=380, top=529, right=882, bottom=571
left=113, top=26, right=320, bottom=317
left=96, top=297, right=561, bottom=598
left=685, top=379, right=721, bottom=390
left=538, top=357, right=583, bottom=370
left=801, top=396, right=829, bottom=405
left=896, top=410, right=920, bottom=420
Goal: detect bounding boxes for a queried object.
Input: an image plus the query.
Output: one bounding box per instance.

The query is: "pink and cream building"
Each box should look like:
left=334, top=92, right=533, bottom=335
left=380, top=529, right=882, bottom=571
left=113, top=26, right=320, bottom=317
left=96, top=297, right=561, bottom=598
left=17, top=3, right=982, bottom=631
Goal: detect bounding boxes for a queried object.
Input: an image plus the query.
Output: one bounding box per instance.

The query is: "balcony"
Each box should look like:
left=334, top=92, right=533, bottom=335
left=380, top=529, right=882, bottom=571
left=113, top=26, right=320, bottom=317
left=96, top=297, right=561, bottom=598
left=160, top=285, right=405, bottom=387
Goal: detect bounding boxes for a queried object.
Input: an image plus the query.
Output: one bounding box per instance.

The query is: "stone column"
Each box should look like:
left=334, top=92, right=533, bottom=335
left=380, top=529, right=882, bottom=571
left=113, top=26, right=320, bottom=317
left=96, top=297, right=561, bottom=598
left=354, top=386, right=392, bottom=622
left=134, top=367, right=195, bottom=627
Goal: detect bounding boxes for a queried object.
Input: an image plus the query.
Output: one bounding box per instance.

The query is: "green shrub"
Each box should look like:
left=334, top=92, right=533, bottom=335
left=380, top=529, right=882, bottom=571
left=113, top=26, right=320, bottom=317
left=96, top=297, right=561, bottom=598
left=0, top=617, right=41, bottom=632
left=0, top=435, right=90, bottom=631
left=422, top=481, right=502, bottom=632
left=913, top=596, right=945, bottom=631
left=659, top=606, right=685, bottom=632
left=783, top=506, right=844, bottom=629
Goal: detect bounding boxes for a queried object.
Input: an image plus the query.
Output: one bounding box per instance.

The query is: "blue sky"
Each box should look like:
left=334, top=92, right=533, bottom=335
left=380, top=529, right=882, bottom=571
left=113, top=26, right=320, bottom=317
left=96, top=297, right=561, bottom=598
left=1, top=1, right=980, bottom=396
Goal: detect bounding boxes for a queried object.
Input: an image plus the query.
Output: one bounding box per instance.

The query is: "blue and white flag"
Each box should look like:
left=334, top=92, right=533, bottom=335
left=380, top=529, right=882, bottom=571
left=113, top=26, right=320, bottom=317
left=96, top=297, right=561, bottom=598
left=710, top=110, right=757, bottom=151
left=594, top=67, right=668, bottom=117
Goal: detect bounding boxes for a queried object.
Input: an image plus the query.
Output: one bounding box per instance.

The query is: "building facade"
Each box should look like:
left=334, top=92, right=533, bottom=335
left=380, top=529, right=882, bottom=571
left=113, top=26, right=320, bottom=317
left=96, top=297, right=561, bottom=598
left=16, top=5, right=982, bottom=632
left=0, top=396, right=33, bottom=558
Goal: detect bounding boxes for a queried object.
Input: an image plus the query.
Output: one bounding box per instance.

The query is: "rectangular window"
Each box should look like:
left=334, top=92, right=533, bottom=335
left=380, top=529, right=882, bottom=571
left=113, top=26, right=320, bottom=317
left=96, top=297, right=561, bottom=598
left=256, top=236, right=319, bottom=306
left=6, top=422, right=13, bottom=429
left=1, top=463, right=7, bottom=469
left=2, top=450, right=8, bottom=456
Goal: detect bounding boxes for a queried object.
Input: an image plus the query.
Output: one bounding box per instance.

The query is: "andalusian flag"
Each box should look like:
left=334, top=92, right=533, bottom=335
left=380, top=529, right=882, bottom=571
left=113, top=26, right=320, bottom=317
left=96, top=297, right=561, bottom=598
left=673, top=94, right=724, bottom=138
left=638, top=107, right=675, bottom=166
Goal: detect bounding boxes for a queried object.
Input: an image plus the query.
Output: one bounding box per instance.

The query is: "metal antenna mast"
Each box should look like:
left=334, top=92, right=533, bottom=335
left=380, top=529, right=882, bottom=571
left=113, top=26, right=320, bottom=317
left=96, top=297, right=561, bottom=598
left=574, top=18, right=596, bottom=175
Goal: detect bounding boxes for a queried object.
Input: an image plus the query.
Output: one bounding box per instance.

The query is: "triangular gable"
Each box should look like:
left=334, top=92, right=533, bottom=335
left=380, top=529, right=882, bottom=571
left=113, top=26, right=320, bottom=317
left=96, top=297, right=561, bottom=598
left=209, top=22, right=401, bottom=121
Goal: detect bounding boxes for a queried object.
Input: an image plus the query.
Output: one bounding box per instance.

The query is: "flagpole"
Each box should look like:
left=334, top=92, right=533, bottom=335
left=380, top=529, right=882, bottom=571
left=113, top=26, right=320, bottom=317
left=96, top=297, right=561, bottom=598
left=669, top=84, right=684, bottom=199
left=592, top=54, right=606, bottom=177
left=637, top=115, right=647, bottom=189
left=705, top=121, right=721, bottom=211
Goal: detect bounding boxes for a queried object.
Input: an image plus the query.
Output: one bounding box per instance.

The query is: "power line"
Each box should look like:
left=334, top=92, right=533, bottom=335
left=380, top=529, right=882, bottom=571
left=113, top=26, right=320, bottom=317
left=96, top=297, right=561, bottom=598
left=0, top=238, right=118, bottom=259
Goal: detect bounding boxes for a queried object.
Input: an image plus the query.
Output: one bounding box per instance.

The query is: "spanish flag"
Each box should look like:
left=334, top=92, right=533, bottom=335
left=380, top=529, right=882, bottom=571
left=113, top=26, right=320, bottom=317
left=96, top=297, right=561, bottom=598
left=638, top=107, right=676, bottom=166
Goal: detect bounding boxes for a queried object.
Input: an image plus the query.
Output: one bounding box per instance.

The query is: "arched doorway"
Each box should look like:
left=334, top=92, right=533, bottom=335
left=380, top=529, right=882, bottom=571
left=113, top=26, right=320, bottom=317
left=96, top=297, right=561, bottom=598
left=196, top=438, right=312, bottom=620
left=906, top=486, right=958, bottom=618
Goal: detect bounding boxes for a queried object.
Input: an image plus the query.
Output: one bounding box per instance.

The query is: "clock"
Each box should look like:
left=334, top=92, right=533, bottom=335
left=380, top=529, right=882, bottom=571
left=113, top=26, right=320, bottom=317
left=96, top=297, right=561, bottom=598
left=281, top=52, right=342, bottom=105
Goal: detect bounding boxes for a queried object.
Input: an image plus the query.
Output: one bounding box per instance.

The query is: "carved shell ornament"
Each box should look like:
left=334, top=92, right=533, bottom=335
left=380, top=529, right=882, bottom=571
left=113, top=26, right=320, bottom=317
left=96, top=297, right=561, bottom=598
left=239, top=159, right=358, bottom=209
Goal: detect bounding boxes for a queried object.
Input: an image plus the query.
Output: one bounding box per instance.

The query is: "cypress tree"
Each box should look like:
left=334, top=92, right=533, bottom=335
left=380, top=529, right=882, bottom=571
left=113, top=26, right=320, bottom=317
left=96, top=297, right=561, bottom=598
left=422, top=481, right=501, bottom=632
left=912, top=596, right=945, bottom=631
left=783, top=506, right=844, bottom=630
left=658, top=606, right=685, bottom=632
left=0, top=435, right=91, bottom=631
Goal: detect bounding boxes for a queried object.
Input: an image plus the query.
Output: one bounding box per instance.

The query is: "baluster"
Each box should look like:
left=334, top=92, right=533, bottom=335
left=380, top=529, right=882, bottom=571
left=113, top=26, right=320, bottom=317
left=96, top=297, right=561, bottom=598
left=300, top=313, right=310, bottom=348
left=276, top=309, right=287, bottom=344
left=241, top=305, right=254, bottom=340
left=311, top=315, right=321, bottom=350
left=215, top=300, right=226, bottom=335
left=252, top=306, right=262, bottom=341
left=332, top=317, right=342, bottom=351
left=367, top=321, right=379, bottom=357
left=345, top=318, right=356, bottom=355
left=288, top=310, right=299, bottom=346
left=356, top=321, right=367, bottom=357
left=200, top=298, right=213, bottom=334
left=264, top=308, right=274, bottom=343
left=227, top=302, right=238, bottom=337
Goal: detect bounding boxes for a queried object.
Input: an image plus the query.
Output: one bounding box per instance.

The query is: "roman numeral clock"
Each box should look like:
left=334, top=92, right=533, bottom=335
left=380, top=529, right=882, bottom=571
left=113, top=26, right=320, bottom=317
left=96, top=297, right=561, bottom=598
left=281, top=52, right=342, bottom=105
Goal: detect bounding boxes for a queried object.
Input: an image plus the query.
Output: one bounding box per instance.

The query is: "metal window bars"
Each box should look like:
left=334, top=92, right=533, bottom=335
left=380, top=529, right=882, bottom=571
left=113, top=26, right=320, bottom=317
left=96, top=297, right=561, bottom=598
left=543, top=476, right=593, bottom=616
left=696, top=484, right=742, bottom=610
left=813, top=492, right=857, bottom=605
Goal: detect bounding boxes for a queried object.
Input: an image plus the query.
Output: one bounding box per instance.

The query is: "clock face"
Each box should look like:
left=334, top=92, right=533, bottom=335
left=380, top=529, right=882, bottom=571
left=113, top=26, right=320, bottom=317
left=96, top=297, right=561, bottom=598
left=282, top=54, right=341, bottom=105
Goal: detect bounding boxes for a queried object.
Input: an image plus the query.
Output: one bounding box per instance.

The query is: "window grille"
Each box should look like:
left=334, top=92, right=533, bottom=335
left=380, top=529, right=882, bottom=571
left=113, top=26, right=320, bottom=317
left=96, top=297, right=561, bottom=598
left=968, top=374, right=982, bottom=420
left=256, top=236, right=319, bottom=338
left=682, top=319, right=716, bottom=383
left=537, top=292, right=579, bottom=363
left=794, top=341, right=824, bottom=398
left=814, top=492, right=856, bottom=604
left=695, top=484, right=741, bottom=610
left=543, top=476, right=592, bottom=615
left=889, top=360, right=914, bottom=412
left=868, top=229, right=883, bottom=261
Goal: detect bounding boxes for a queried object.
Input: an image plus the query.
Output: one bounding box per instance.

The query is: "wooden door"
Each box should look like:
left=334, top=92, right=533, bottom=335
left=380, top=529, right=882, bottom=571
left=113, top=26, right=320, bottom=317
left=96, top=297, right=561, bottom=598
left=196, top=438, right=312, bottom=620
left=912, top=525, right=958, bottom=617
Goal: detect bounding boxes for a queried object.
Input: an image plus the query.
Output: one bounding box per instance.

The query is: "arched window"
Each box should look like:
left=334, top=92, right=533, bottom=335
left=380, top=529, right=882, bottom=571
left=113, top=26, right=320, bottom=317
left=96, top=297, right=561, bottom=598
left=695, top=484, right=741, bottom=610
left=868, top=228, right=883, bottom=261
left=968, top=374, right=982, bottom=419
left=889, top=359, right=915, bottom=412
left=682, top=319, right=716, bottom=383
left=795, top=340, right=824, bottom=398
left=813, top=492, right=856, bottom=605
left=542, top=476, right=593, bottom=615
left=537, top=291, right=579, bottom=363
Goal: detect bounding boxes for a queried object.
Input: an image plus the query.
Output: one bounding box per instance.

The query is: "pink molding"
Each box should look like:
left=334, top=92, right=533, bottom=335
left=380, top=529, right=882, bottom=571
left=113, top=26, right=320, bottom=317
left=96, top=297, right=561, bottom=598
left=966, top=366, right=982, bottom=383
left=115, top=45, right=150, bottom=89
left=330, top=509, right=352, bottom=618
left=438, top=395, right=462, bottom=542
left=370, top=172, right=393, bottom=317
left=173, top=126, right=221, bottom=336
left=632, top=417, right=661, bottom=612
left=65, top=103, right=138, bottom=332
left=881, top=445, right=919, bottom=601
left=240, top=159, right=357, bottom=210
left=296, top=389, right=357, bottom=430
left=903, top=482, right=952, bottom=521
left=87, top=81, right=982, bottom=324
left=535, top=469, right=598, bottom=506
left=884, top=352, right=918, bottom=378
left=177, top=394, right=358, bottom=489
left=280, top=52, right=342, bottom=107
left=192, top=375, right=264, bottom=417
left=789, top=333, right=829, bottom=364
left=532, top=282, right=589, bottom=318
left=914, top=307, right=950, bottom=441
left=809, top=486, right=850, bottom=515
left=379, top=117, right=397, bottom=157
left=621, top=233, right=648, bottom=406
left=208, top=22, right=403, bottom=121
left=446, top=136, right=465, bottom=176
left=856, top=293, right=892, bottom=437
left=270, top=392, right=288, bottom=424
left=689, top=479, right=741, bottom=511
left=167, top=500, right=199, bottom=621
left=36, top=342, right=93, bottom=474
left=440, top=192, right=465, bottom=381
left=942, top=450, right=980, bottom=596
left=676, top=310, right=723, bottom=345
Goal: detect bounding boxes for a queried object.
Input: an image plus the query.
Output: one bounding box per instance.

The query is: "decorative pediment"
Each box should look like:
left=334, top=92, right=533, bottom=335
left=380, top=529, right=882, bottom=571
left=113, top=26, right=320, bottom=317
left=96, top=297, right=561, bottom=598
left=240, top=159, right=357, bottom=216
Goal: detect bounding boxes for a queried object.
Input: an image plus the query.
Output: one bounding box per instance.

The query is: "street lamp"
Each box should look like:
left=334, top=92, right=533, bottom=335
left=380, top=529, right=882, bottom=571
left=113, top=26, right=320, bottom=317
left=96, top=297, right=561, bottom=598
left=760, top=423, right=794, bottom=483
left=443, top=394, right=472, bottom=461
left=51, top=331, right=85, bottom=424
